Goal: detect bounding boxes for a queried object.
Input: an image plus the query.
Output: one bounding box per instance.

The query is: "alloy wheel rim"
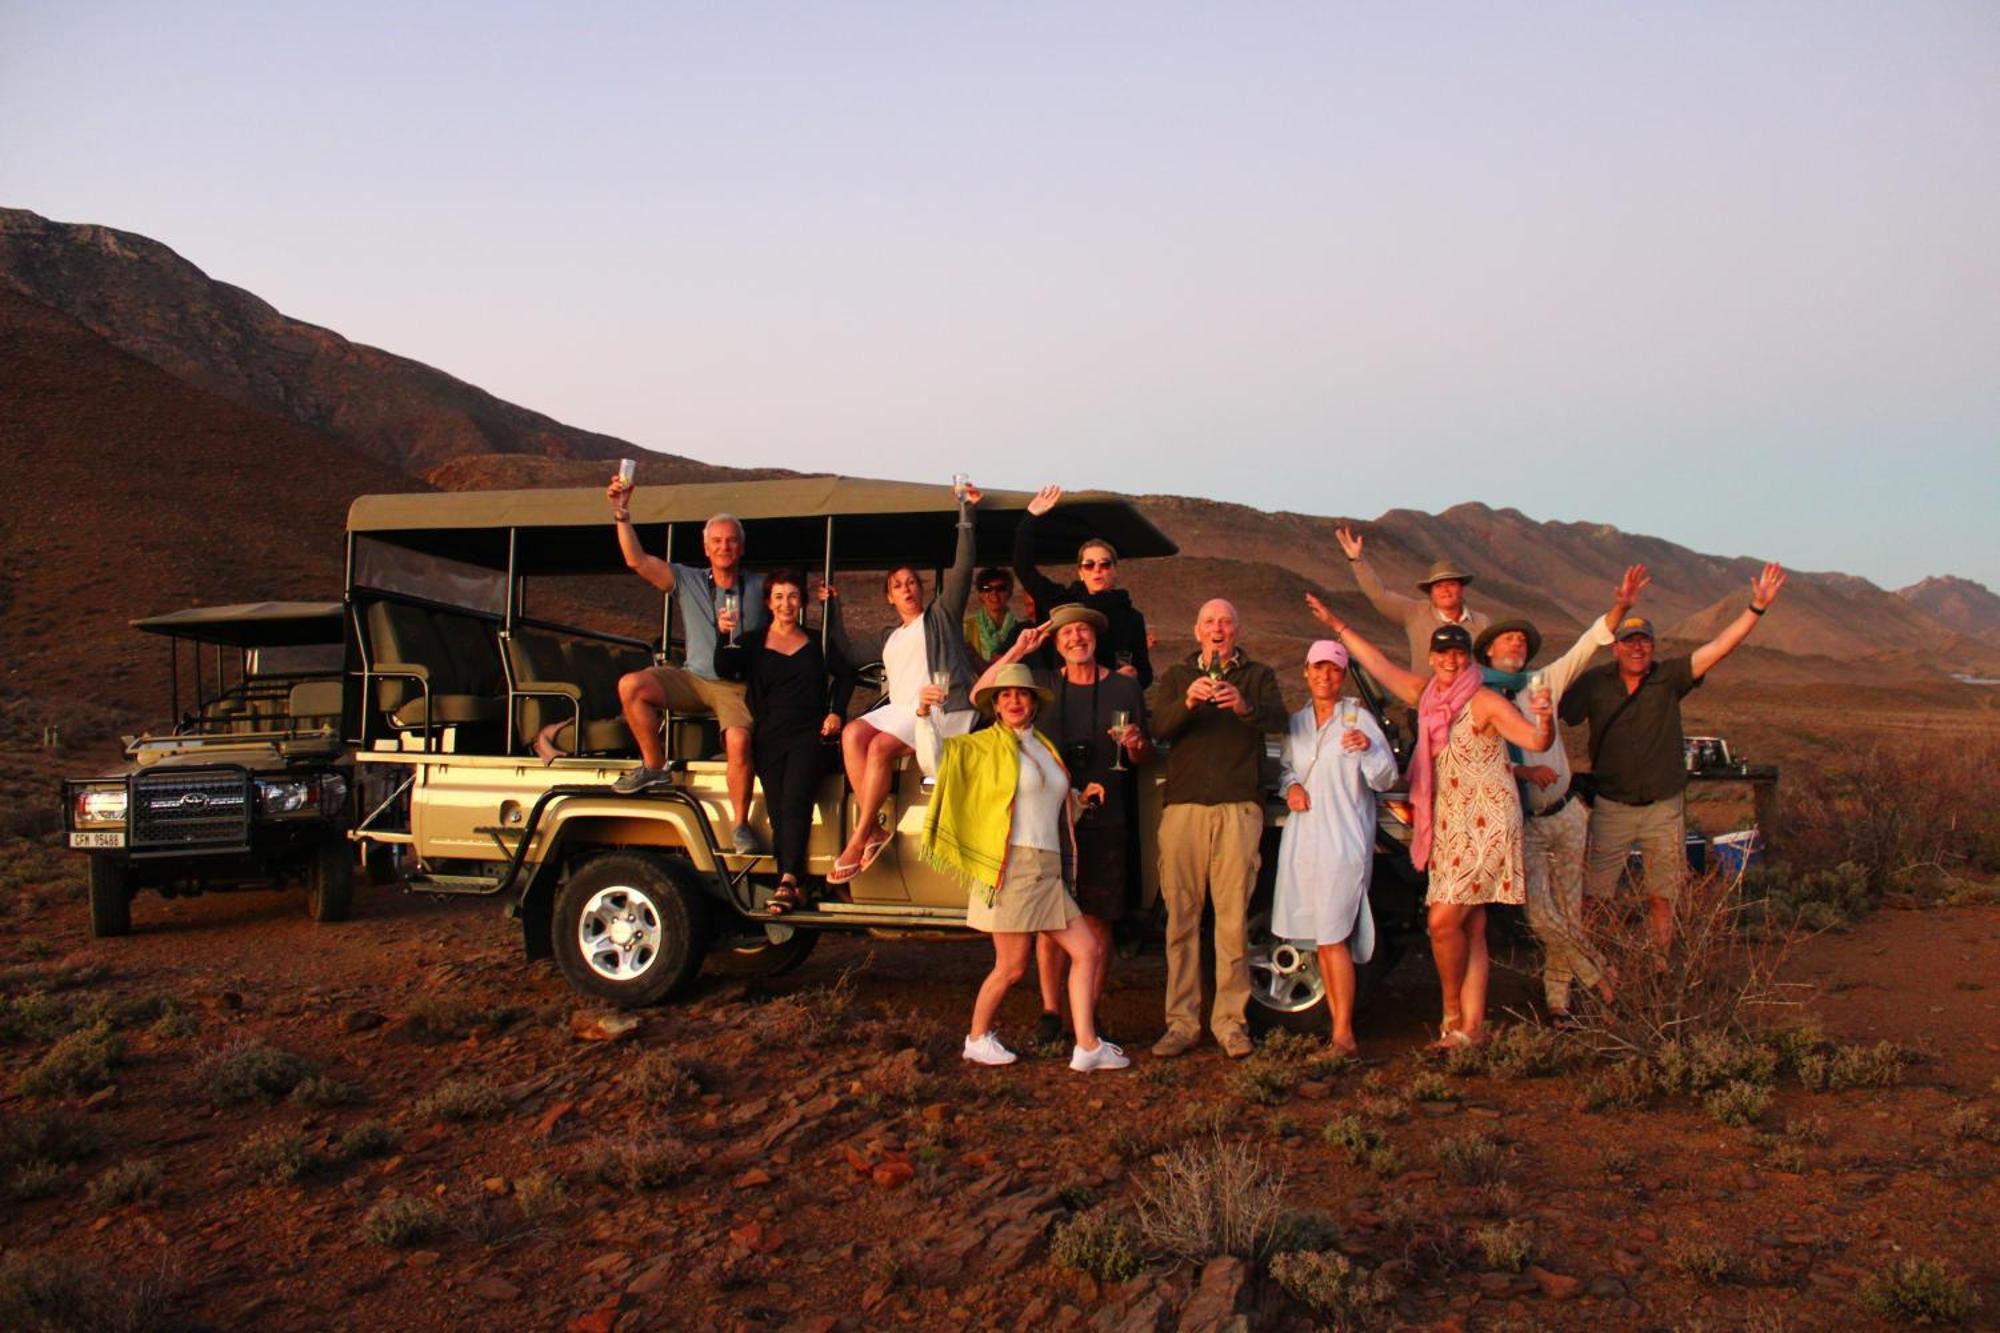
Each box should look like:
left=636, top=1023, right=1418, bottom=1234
left=1245, top=909, right=1326, bottom=1014
left=577, top=885, right=662, bottom=982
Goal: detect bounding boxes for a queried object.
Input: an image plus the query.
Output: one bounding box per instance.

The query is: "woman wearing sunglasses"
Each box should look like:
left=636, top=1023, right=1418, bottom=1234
left=1013, top=484, right=1154, bottom=688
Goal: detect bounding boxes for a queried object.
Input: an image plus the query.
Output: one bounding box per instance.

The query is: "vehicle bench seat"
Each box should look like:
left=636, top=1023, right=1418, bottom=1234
left=364, top=601, right=504, bottom=730
left=504, top=633, right=633, bottom=754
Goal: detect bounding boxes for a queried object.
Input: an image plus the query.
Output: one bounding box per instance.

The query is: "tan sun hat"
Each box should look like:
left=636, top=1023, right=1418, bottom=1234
left=1045, top=603, right=1109, bottom=635
left=971, top=663, right=1055, bottom=714
left=1416, top=560, right=1475, bottom=590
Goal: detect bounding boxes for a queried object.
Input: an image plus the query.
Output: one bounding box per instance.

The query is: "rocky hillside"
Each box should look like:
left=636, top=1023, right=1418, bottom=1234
left=6, top=208, right=1995, bottom=714
left=1898, top=575, right=2000, bottom=648
left=0, top=208, right=705, bottom=475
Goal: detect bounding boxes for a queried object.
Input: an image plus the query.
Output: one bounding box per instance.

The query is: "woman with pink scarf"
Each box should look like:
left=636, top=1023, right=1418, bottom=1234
left=1307, top=596, right=1553, bottom=1048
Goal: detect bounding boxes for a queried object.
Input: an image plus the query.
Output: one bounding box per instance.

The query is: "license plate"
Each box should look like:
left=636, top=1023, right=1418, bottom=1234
left=69, top=831, right=126, bottom=849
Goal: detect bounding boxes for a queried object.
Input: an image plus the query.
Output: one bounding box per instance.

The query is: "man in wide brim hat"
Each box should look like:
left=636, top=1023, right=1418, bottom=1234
left=971, top=662, right=1055, bottom=714
left=1473, top=618, right=1542, bottom=667
left=1333, top=526, right=1491, bottom=670
left=1416, top=560, right=1476, bottom=591
left=1044, top=603, right=1110, bottom=636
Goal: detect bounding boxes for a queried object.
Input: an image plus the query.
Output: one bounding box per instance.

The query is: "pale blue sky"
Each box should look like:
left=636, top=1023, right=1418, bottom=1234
left=5, top=2, right=1996, bottom=588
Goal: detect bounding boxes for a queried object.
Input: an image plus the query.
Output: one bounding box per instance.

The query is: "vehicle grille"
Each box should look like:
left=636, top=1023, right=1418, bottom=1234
left=130, top=770, right=252, bottom=850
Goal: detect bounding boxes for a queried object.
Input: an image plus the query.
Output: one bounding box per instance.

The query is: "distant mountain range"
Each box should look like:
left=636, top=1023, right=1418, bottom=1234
left=5, top=206, right=1995, bottom=720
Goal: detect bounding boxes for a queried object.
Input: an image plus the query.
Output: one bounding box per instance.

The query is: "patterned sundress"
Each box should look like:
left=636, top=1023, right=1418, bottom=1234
left=1426, top=709, right=1525, bottom=906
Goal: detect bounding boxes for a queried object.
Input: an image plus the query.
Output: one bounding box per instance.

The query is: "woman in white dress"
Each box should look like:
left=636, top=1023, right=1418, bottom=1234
left=1272, top=640, right=1399, bottom=1054
left=825, top=482, right=983, bottom=883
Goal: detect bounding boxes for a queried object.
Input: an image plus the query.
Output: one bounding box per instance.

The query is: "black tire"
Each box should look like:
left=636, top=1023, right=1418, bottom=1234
left=88, top=856, right=132, bottom=938
left=364, top=844, right=402, bottom=887
left=707, top=926, right=818, bottom=979
left=553, top=853, right=708, bottom=1008
left=307, top=836, right=355, bottom=923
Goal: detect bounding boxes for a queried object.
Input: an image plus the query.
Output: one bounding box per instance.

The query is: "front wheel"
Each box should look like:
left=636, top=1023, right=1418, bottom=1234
left=89, top=857, right=132, bottom=938
left=553, top=854, right=708, bottom=1008
left=1244, top=906, right=1405, bottom=1035
left=307, top=836, right=355, bottom=923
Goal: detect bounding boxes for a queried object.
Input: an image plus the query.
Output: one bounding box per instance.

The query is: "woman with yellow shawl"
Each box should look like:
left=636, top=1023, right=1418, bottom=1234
left=918, top=642, right=1129, bottom=1073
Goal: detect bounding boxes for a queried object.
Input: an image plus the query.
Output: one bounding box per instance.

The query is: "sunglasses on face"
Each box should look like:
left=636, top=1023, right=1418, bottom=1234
left=978, top=584, right=1009, bottom=594
left=1078, top=559, right=1115, bottom=570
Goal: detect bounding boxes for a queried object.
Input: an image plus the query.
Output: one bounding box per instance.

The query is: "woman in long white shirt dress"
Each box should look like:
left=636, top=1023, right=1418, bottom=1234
left=1272, top=641, right=1399, bottom=1053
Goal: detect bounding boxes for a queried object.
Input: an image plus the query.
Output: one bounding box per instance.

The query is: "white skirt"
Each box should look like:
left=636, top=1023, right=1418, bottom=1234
left=859, top=700, right=973, bottom=773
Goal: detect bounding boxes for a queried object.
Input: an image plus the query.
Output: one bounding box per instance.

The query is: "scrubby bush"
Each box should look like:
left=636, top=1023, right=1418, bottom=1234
left=1944, top=1105, right=1999, bottom=1145
left=86, top=1157, right=163, bottom=1209
left=1859, top=1256, right=1980, bottom=1324
left=514, top=1170, right=569, bottom=1220
left=1049, top=1207, right=1143, bottom=1282
left=1826, top=1041, right=1904, bottom=1090
left=363, top=1195, right=449, bottom=1247
left=1483, top=1023, right=1581, bottom=1079
left=1704, top=1080, right=1772, bottom=1128
left=1668, top=1238, right=1738, bottom=1284
left=17, top=1022, right=123, bottom=1096
left=1657, top=1032, right=1780, bottom=1094
left=8, top=1159, right=66, bottom=1201
left=1134, top=1136, right=1285, bottom=1262
left=1474, top=1219, right=1536, bottom=1272
left=197, top=1041, right=315, bottom=1104
left=1406, top=1072, right=1455, bottom=1103
left=623, top=1050, right=700, bottom=1106
left=334, top=1121, right=398, bottom=1160
left=1269, top=1250, right=1393, bottom=1322
left=234, top=1128, right=320, bottom=1182
left=594, top=1135, right=698, bottom=1190
left=1583, top=1059, right=1659, bottom=1112
left=1778, top=736, right=2000, bottom=893
left=1, top=1108, right=99, bottom=1168
left=1321, top=1115, right=1383, bottom=1163
left=1432, top=1132, right=1510, bottom=1186
left=290, top=1075, right=364, bottom=1108
left=1268, top=1208, right=1343, bottom=1255
left=0, top=1247, right=175, bottom=1333
left=412, top=1076, right=504, bottom=1123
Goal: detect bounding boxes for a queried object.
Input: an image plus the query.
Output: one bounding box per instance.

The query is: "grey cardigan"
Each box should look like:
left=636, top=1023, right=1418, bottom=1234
left=827, top=504, right=979, bottom=716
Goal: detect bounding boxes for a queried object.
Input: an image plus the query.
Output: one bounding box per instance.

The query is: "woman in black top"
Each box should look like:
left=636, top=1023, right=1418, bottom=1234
left=1013, top=484, right=1154, bottom=687
left=716, top=570, right=858, bottom=911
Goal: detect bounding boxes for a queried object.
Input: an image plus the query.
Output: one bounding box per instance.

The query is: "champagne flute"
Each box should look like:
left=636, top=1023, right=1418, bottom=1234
left=1110, top=709, right=1131, bottom=772
left=721, top=589, right=740, bottom=646
left=1115, top=649, right=1134, bottom=674
left=951, top=473, right=970, bottom=500
left=1341, top=697, right=1359, bottom=730
left=930, top=667, right=952, bottom=712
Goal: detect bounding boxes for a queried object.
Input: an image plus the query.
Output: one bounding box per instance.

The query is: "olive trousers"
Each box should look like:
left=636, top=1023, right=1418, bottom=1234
left=1158, top=801, right=1262, bottom=1042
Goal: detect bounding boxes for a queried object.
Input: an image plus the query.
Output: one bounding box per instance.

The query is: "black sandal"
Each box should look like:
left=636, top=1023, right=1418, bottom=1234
left=768, top=879, right=807, bottom=915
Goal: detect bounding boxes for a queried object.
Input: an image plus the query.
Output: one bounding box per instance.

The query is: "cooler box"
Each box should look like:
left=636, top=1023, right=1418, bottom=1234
left=1711, top=830, right=1763, bottom=879
left=1683, top=829, right=1707, bottom=875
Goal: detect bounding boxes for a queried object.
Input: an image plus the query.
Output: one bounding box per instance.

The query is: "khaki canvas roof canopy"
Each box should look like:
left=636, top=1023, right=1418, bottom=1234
left=345, top=477, right=1178, bottom=578
left=130, top=602, right=347, bottom=648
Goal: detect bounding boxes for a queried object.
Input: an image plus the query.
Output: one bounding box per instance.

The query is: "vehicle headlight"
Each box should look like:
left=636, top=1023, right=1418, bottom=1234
left=73, top=785, right=128, bottom=825
left=256, top=778, right=315, bottom=815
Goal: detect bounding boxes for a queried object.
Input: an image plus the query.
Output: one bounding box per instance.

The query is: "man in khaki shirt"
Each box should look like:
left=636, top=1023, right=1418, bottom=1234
left=1336, top=526, right=1490, bottom=669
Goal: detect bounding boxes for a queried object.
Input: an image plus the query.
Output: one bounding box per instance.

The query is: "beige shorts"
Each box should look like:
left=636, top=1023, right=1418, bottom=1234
left=967, top=846, right=1079, bottom=935
left=643, top=666, right=752, bottom=732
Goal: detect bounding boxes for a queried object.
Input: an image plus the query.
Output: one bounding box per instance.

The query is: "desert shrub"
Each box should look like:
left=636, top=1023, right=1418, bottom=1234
left=1, top=1108, right=99, bottom=1168
left=289, top=1075, right=364, bottom=1108
left=1598, top=1146, right=1638, bottom=1176
left=1784, top=1113, right=1831, bottom=1146
left=1177, top=1102, right=1237, bottom=1139
left=86, top=1157, right=163, bottom=1209
left=1859, top=1256, right=1980, bottom=1324
left=9, top=1158, right=66, bottom=1200
left=1763, top=1142, right=1808, bottom=1173
left=1269, top=1250, right=1393, bottom=1322
left=1050, top=1207, right=1144, bottom=1282
left=363, top=1195, right=449, bottom=1247
left=1406, top=1072, right=1455, bottom=1103
left=1322, top=1114, right=1383, bottom=1163
left=1483, top=1023, right=1581, bottom=1079
left=751, top=966, right=861, bottom=1045
left=513, top=1170, right=568, bottom=1219
left=1657, top=1032, right=1780, bottom=1094
left=595, top=1135, right=698, bottom=1190
left=1571, top=871, right=1807, bottom=1062
left=1110, top=1126, right=1167, bottom=1161
left=0, top=1247, right=176, bottom=1333
left=17, top=1021, right=124, bottom=1097
left=1133, top=1136, right=1285, bottom=1262
left=149, top=1007, right=199, bottom=1040
left=1744, top=861, right=1874, bottom=931
left=623, top=1049, right=700, bottom=1106
left=412, top=1076, right=504, bottom=1122
left=1229, top=1062, right=1298, bottom=1106
left=1268, top=1208, right=1343, bottom=1255
left=197, top=1041, right=315, bottom=1104
left=1826, top=1041, right=1904, bottom=1090
left=334, top=1121, right=398, bottom=1160
left=1778, top=736, right=2000, bottom=891
left=1668, top=1238, right=1738, bottom=1284
left=1358, top=1092, right=1408, bottom=1123
left=862, top=1049, right=936, bottom=1106
left=1432, top=1132, right=1510, bottom=1186
left=1704, top=1080, right=1772, bottom=1128
left=1474, top=1219, right=1536, bottom=1272
left=1583, top=1059, right=1659, bottom=1112
left=400, top=994, right=480, bottom=1040
left=1443, top=1041, right=1485, bottom=1076
left=1943, top=1105, right=1999, bottom=1145
left=234, top=1128, right=321, bottom=1182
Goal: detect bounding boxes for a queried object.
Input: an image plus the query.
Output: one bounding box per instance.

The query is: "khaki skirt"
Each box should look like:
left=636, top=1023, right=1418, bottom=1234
left=967, top=846, right=1079, bottom=935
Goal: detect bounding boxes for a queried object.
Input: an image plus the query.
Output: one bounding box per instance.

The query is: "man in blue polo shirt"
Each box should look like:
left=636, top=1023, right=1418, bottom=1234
left=1561, top=562, right=1788, bottom=949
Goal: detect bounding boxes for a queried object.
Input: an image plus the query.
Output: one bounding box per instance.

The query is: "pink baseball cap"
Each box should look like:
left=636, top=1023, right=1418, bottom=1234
left=1306, top=639, right=1348, bottom=667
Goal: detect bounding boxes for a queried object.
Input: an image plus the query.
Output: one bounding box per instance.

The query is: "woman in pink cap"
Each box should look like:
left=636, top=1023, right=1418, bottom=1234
left=1271, top=639, right=1399, bottom=1054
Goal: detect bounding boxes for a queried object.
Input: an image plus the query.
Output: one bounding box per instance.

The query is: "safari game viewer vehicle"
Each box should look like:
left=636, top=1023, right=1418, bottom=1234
left=342, top=479, right=1424, bottom=1029
left=62, top=602, right=359, bottom=936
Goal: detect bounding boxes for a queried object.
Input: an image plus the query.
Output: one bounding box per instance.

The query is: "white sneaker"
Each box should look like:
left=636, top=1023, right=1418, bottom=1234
left=961, top=1031, right=1017, bottom=1066
left=1070, top=1040, right=1131, bottom=1073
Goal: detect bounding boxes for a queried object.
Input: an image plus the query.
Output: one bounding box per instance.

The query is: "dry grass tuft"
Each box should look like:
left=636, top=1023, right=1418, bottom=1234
left=197, top=1041, right=315, bottom=1104
left=1133, top=1135, right=1286, bottom=1262
left=411, top=1076, right=505, bottom=1123
left=1049, top=1207, right=1144, bottom=1282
